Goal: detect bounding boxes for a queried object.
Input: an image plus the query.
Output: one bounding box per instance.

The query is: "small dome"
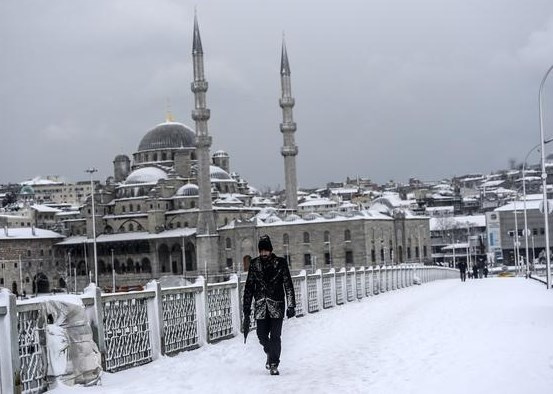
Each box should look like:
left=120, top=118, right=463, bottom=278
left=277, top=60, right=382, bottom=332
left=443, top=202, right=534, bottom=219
left=265, top=215, right=282, bottom=224
left=20, top=185, right=35, bottom=195
left=176, top=183, right=199, bottom=196
left=304, top=212, right=322, bottom=221
left=114, top=154, right=130, bottom=162
left=284, top=214, right=301, bottom=222
left=125, top=167, right=168, bottom=184
left=210, top=165, right=232, bottom=180
left=213, top=150, right=229, bottom=158
left=138, top=122, right=195, bottom=152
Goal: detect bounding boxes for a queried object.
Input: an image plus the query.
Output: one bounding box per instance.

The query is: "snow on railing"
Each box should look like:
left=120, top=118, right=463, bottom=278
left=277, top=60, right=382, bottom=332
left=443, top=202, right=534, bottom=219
left=0, top=267, right=459, bottom=393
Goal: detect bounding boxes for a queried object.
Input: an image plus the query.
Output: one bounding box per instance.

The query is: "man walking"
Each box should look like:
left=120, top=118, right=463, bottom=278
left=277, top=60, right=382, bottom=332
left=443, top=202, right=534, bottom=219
left=458, top=260, right=467, bottom=282
left=243, top=235, right=296, bottom=375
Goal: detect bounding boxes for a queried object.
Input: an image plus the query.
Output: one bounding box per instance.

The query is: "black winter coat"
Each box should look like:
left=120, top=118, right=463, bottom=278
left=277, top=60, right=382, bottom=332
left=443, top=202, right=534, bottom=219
left=243, top=253, right=296, bottom=320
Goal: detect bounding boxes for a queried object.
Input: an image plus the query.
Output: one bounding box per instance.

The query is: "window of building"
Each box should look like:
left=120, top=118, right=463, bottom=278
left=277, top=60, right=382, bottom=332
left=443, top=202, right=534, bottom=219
left=345, top=251, right=353, bottom=265
left=122, top=206, right=126, bottom=213
left=226, top=238, right=232, bottom=249
left=423, top=246, right=427, bottom=258
left=344, top=229, right=351, bottom=242
left=303, top=232, right=310, bottom=244
left=371, top=249, right=376, bottom=262
left=407, top=247, right=411, bottom=259
left=40, top=250, right=44, bottom=256
left=380, top=248, right=384, bottom=261
left=415, top=246, right=419, bottom=258
left=129, top=204, right=133, bottom=212
left=27, top=250, right=31, bottom=257
left=324, top=231, right=330, bottom=243
left=304, top=254, right=312, bottom=266
left=541, top=228, right=545, bottom=235
left=128, top=223, right=134, bottom=232
left=0, top=278, right=3, bottom=285
left=283, top=233, right=289, bottom=245
left=324, top=252, right=331, bottom=265
left=533, top=228, right=538, bottom=236
left=226, top=258, right=233, bottom=268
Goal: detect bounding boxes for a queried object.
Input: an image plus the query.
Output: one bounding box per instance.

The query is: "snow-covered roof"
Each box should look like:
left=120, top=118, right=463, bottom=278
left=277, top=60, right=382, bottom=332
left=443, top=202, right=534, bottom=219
left=429, top=215, right=486, bottom=231
left=0, top=228, right=64, bottom=240
left=480, top=180, right=504, bottom=188
left=31, top=204, right=62, bottom=213
left=20, top=177, right=63, bottom=186
left=494, top=200, right=543, bottom=212
left=57, top=228, right=196, bottom=245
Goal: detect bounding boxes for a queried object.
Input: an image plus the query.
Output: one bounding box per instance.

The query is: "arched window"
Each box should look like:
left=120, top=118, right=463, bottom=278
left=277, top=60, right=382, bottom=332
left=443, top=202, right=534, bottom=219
left=191, top=201, right=196, bottom=208
left=283, top=233, right=289, bottom=245
left=129, top=204, right=133, bottom=212
left=176, top=222, right=181, bottom=228
left=128, top=223, right=134, bottom=232
left=226, top=237, right=232, bottom=249
left=122, top=205, right=126, bottom=213
left=303, top=232, right=310, bottom=244
left=324, top=231, right=330, bottom=243
left=153, top=153, right=158, bottom=161
left=162, top=152, right=167, bottom=161
left=344, top=229, right=351, bottom=242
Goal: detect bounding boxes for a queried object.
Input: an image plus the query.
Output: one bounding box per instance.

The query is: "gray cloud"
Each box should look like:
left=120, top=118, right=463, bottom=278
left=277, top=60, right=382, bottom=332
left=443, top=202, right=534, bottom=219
left=2, top=0, right=553, bottom=190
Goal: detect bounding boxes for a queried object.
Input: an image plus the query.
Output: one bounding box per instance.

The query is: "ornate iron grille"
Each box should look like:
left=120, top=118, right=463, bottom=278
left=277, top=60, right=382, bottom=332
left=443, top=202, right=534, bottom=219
left=307, top=277, right=319, bottom=313
left=292, top=278, right=304, bottom=316
left=346, top=272, right=354, bottom=302
left=322, top=275, right=333, bottom=308
left=103, top=296, right=153, bottom=372
left=365, top=271, right=372, bottom=296
left=336, top=274, right=344, bottom=304
left=356, top=274, right=363, bottom=299
left=162, top=290, right=200, bottom=355
left=18, top=307, right=47, bottom=394
left=207, top=286, right=234, bottom=342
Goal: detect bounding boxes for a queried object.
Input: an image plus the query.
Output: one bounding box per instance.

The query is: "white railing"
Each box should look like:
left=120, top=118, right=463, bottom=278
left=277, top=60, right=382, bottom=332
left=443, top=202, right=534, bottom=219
left=0, top=266, right=458, bottom=393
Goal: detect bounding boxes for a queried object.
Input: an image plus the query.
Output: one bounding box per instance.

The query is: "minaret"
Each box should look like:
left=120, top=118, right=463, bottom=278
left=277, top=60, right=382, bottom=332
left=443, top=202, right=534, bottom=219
left=191, top=12, right=218, bottom=274
left=279, top=36, right=299, bottom=211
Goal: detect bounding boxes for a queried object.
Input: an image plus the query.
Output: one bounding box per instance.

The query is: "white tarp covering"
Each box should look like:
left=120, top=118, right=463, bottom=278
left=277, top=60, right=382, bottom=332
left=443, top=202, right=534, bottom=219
left=44, top=299, right=101, bottom=387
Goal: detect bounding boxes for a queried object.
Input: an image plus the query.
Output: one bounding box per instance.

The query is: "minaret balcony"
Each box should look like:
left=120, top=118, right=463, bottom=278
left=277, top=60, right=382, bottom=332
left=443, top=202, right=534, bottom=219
left=192, top=108, right=211, bottom=121
left=280, top=122, right=297, bottom=133
left=191, top=81, right=209, bottom=93
left=279, top=97, right=295, bottom=108
left=281, top=145, right=298, bottom=156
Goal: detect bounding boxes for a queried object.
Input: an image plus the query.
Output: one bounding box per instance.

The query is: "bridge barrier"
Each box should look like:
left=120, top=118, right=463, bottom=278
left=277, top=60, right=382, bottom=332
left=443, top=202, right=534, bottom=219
left=0, top=266, right=458, bottom=393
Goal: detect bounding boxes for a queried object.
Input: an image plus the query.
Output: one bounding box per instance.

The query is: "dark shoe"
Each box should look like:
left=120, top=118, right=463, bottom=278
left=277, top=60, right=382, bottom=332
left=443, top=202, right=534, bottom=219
left=269, top=364, right=279, bottom=375
left=265, top=355, right=270, bottom=370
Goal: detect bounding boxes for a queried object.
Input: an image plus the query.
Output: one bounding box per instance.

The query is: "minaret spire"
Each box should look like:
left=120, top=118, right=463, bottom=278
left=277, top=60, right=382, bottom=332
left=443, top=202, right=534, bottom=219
left=279, top=35, right=299, bottom=211
left=190, top=11, right=218, bottom=274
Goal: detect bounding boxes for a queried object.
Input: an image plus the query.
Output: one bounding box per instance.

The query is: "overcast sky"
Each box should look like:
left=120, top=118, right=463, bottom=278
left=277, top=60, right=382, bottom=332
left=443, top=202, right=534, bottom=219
left=2, top=0, right=553, bottom=190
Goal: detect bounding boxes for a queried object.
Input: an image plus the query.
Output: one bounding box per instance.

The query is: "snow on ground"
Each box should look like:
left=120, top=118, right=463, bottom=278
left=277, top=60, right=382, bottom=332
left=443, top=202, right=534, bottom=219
left=50, top=278, right=553, bottom=394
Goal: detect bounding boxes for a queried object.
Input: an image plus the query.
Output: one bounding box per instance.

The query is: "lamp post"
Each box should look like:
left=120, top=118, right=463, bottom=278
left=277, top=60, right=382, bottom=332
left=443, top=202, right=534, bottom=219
left=85, top=168, right=99, bottom=285
left=538, top=64, right=553, bottom=289
left=111, top=248, right=115, bottom=293
left=513, top=199, right=521, bottom=274
left=522, top=139, right=553, bottom=278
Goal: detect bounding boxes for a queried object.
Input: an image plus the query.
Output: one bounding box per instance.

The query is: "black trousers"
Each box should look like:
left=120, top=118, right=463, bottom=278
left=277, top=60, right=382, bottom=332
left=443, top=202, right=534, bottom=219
left=256, top=318, right=283, bottom=366
left=460, top=270, right=466, bottom=282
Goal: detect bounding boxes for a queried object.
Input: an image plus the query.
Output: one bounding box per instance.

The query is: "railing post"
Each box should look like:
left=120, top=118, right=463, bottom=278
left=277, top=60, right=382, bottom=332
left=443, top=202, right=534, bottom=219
left=357, top=267, right=365, bottom=299
left=300, top=270, right=308, bottom=315
left=0, top=289, right=20, bottom=394
left=229, top=274, right=241, bottom=337
left=145, top=280, right=163, bottom=359
left=367, top=266, right=373, bottom=296
left=330, top=268, right=337, bottom=307
left=316, top=269, right=324, bottom=311
left=195, top=276, right=208, bottom=346
left=83, top=283, right=106, bottom=369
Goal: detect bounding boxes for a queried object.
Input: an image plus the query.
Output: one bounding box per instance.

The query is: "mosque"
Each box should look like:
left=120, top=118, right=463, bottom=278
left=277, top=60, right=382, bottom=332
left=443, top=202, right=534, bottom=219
left=55, top=14, right=431, bottom=290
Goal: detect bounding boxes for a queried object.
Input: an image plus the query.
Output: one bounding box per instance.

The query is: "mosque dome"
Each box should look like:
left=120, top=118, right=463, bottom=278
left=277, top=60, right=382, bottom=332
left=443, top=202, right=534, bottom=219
left=125, top=167, right=168, bottom=184
left=210, top=165, right=232, bottom=180
left=176, top=183, right=199, bottom=197
left=137, top=122, right=195, bottom=152
left=20, top=185, right=35, bottom=195
left=114, top=154, right=130, bottom=162
left=213, top=150, right=229, bottom=158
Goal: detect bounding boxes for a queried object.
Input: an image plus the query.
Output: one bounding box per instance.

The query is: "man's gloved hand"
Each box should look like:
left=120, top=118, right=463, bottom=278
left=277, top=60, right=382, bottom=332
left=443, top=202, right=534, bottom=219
left=286, top=306, right=296, bottom=319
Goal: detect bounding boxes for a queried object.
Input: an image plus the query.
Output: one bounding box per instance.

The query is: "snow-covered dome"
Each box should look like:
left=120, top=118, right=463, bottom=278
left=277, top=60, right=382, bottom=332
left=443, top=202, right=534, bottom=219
left=20, top=185, right=35, bottom=195
left=303, top=212, right=322, bottom=221
left=210, top=165, right=232, bottom=180
left=284, top=214, right=301, bottom=222
left=125, top=167, right=168, bottom=184
left=264, top=215, right=282, bottom=224
left=137, top=122, right=195, bottom=152
left=176, top=183, right=199, bottom=197
left=213, top=150, right=229, bottom=158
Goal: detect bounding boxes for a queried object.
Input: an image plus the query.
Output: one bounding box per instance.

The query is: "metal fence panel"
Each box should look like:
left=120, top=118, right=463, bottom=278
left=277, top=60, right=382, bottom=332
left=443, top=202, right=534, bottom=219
left=103, top=296, right=153, bottom=372
left=292, top=278, right=305, bottom=316
left=307, top=277, right=319, bottom=313
left=206, top=286, right=234, bottom=342
left=18, top=305, right=47, bottom=394
left=161, top=290, right=200, bottom=355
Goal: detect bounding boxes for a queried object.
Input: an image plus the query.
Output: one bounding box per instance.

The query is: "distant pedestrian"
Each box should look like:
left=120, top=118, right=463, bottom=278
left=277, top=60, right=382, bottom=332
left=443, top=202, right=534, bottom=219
left=472, top=263, right=478, bottom=279
left=458, top=261, right=467, bottom=282
left=243, top=235, right=296, bottom=376
left=483, top=265, right=488, bottom=278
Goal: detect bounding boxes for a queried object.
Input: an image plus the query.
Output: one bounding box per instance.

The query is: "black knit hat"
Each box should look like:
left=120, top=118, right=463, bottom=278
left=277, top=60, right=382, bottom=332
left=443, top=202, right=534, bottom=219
left=258, top=235, right=273, bottom=252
